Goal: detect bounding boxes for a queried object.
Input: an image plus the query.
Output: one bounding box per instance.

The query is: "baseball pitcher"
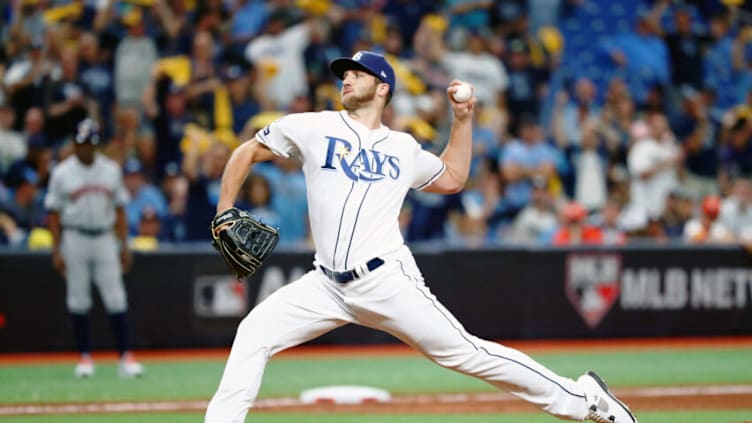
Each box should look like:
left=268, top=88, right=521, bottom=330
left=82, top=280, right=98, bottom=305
left=206, top=51, right=637, bottom=423
left=45, top=118, right=143, bottom=378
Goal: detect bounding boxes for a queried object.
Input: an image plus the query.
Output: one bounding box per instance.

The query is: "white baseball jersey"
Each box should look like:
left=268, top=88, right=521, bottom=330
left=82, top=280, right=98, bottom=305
left=45, top=153, right=128, bottom=229
left=256, top=110, right=445, bottom=271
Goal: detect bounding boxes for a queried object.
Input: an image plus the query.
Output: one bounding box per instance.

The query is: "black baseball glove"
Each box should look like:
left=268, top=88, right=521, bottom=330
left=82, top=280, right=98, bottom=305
left=210, top=208, right=280, bottom=278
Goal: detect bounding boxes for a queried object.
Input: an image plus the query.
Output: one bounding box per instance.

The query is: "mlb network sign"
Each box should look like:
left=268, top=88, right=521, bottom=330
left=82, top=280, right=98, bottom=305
left=566, top=253, right=752, bottom=328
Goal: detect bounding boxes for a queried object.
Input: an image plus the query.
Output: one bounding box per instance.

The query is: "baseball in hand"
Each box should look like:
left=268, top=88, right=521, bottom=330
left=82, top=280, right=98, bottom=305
left=452, top=82, right=473, bottom=103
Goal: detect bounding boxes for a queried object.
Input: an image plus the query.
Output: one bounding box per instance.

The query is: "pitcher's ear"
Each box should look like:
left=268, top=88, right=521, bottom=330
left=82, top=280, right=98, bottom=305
left=379, top=83, right=391, bottom=97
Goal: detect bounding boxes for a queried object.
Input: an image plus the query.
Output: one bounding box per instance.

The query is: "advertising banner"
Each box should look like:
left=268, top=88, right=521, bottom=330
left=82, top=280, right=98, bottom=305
left=0, top=246, right=749, bottom=352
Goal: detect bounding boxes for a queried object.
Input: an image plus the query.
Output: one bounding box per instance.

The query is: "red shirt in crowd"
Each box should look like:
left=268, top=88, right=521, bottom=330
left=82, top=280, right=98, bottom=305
left=552, top=226, right=604, bottom=246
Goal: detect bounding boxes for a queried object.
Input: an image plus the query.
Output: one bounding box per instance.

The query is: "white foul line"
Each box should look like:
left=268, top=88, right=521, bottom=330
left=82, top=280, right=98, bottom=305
left=621, top=385, right=752, bottom=397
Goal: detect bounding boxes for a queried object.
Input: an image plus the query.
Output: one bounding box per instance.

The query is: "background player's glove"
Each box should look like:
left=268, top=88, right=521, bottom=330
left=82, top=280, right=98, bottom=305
left=210, top=208, right=279, bottom=278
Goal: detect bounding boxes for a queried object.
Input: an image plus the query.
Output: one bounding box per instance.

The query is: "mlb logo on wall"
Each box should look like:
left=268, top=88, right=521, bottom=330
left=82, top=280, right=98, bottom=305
left=565, top=253, right=622, bottom=328
left=194, top=275, right=248, bottom=317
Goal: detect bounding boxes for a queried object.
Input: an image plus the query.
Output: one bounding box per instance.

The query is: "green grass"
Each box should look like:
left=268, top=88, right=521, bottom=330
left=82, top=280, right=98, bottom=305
left=2, top=410, right=752, bottom=423
left=0, top=361, right=223, bottom=403
left=1, top=347, right=751, bottom=422
left=532, top=348, right=752, bottom=387
left=1, top=348, right=751, bottom=404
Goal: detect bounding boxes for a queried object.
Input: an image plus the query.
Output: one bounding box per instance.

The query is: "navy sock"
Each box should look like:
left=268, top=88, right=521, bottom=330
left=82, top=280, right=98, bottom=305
left=108, top=312, right=130, bottom=357
left=70, top=313, right=90, bottom=355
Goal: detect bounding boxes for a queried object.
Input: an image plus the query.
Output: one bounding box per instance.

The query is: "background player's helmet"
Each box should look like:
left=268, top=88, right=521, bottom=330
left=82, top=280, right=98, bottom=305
left=74, top=118, right=101, bottom=145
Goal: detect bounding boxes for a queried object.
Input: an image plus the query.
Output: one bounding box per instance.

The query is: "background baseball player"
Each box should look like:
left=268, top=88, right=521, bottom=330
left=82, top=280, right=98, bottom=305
left=206, top=51, right=637, bottom=423
left=45, top=118, right=144, bottom=378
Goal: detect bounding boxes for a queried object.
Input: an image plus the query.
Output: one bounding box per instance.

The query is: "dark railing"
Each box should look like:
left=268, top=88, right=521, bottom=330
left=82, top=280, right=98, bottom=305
left=1, top=245, right=750, bottom=352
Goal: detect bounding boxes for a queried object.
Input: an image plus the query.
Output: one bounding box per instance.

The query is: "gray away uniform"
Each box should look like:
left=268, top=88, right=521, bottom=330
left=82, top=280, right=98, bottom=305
left=45, top=153, right=129, bottom=313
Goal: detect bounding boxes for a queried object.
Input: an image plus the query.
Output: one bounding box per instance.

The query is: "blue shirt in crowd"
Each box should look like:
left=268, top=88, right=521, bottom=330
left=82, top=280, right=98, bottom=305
left=253, top=163, right=308, bottom=245
left=230, top=0, right=268, bottom=41
left=126, top=185, right=168, bottom=235
left=704, top=36, right=739, bottom=111
left=500, top=139, right=558, bottom=209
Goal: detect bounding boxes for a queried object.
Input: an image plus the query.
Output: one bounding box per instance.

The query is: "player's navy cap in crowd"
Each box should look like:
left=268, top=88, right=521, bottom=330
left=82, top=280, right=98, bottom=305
left=330, top=51, right=396, bottom=93
left=74, top=118, right=100, bottom=145
left=124, top=158, right=144, bottom=175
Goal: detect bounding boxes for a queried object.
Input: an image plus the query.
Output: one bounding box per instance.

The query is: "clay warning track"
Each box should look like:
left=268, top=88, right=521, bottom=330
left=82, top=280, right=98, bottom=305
left=3, top=336, right=752, bottom=365
left=1, top=385, right=750, bottom=416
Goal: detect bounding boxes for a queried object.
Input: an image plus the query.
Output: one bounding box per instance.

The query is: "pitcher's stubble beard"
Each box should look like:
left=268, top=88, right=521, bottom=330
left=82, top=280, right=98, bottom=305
left=343, top=82, right=378, bottom=112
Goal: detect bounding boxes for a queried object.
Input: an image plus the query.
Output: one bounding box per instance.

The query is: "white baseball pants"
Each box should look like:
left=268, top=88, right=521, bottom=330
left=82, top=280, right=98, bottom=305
left=205, top=246, right=588, bottom=422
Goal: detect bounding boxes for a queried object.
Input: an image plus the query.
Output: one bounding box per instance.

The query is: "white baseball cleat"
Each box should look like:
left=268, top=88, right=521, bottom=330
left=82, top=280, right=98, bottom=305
left=118, top=353, right=144, bottom=378
left=74, top=356, right=95, bottom=378
left=578, top=371, right=637, bottom=423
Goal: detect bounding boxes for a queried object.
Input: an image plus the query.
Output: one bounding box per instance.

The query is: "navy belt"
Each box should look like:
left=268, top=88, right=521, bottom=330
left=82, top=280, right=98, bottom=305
left=64, top=226, right=110, bottom=236
left=319, top=258, right=385, bottom=284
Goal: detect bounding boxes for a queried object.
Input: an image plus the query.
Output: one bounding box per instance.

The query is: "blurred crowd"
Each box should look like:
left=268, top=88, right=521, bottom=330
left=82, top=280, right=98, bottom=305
left=0, top=0, right=751, bottom=251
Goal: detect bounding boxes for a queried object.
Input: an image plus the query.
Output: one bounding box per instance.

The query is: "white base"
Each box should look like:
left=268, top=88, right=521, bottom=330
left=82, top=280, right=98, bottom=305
left=299, top=385, right=391, bottom=404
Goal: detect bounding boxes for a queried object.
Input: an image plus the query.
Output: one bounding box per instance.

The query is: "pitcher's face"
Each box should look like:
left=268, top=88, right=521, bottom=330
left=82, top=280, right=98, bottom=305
left=341, top=70, right=380, bottom=111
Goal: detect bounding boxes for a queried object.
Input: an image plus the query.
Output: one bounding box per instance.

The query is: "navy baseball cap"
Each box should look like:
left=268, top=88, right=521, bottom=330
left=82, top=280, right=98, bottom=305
left=330, top=51, right=396, bottom=94
left=74, top=118, right=101, bottom=145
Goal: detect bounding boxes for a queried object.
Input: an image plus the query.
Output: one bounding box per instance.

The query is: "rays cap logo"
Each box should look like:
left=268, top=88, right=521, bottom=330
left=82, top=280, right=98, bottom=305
left=565, top=253, right=622, bottom=329
left=330, top=50, right=396, bottom=94
left=74, top=118, right=101, bottom=145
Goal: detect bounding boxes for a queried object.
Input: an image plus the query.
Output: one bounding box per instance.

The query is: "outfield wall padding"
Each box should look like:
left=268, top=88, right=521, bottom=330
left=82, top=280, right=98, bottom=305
left=1, top=246, right=750, bottom=352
